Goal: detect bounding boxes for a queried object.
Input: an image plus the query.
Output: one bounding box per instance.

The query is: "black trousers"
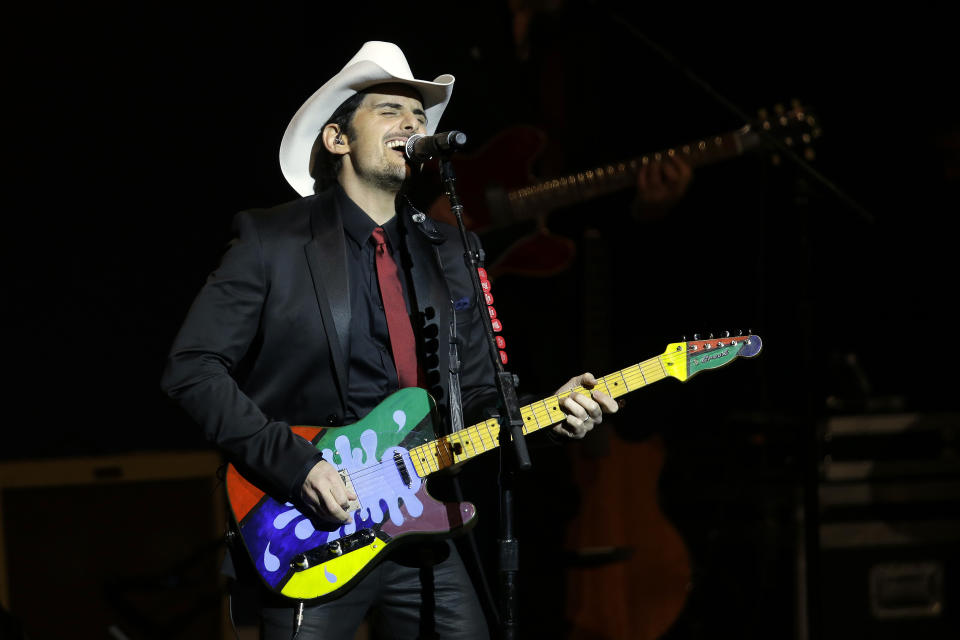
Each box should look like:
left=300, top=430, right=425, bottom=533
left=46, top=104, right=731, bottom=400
left=257, top=540, right=489, bottom=640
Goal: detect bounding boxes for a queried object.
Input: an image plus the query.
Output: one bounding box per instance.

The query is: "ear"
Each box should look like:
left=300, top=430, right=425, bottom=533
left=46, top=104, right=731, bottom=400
left=321, top=124, right=348, bottom=156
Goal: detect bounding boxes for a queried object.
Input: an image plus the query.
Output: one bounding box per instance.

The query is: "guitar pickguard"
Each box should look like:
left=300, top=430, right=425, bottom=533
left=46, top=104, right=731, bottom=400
left=228, top=388, right=477, bottom=600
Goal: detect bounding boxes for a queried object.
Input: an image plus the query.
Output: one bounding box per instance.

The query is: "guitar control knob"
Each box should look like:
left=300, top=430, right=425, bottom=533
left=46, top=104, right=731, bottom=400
left=329, top=541, right=342, bottom=557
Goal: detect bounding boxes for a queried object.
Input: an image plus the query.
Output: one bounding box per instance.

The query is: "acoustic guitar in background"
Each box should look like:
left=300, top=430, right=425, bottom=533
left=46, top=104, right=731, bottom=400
left=425, top=101, right=820, bottom=278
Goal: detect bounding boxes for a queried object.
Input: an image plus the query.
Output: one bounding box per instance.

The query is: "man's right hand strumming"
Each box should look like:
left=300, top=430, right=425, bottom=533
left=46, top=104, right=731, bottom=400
left=301, top=459, right=358, bottom=524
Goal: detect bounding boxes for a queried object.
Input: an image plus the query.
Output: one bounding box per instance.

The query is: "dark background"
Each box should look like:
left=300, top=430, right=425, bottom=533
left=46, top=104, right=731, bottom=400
left=5, top=1, right=958, bottom=638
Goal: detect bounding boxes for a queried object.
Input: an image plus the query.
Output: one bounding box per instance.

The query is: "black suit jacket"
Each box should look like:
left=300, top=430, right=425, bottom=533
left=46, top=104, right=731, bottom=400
left=161, top=188, right=497, bottom=500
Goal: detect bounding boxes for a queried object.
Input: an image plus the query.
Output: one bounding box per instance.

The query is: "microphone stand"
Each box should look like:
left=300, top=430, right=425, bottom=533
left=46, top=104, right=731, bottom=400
left=437, top=149, right=531, bottom=640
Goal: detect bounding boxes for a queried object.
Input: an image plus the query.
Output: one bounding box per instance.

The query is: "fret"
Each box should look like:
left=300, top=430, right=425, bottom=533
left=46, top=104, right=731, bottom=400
left=412, top=443, right=438, bottom=476
left=633, top=363, right=648, bottom=387
left=598, top=370, right=629, bottom=398
left=448, top=431, right=468, bottom=464
left=523, top=405, right=544, bottom=432
left=433, top=437, right=454, bottom=470
left=470, top=425, right=490, bottom=454
left=597, top=376, right=613, bottom=398
left=485, top=419, right=501, bottom=448
left=598, top=369, right=626, bottom=396
left=479, top=418, right=497, bottom=450
left=656, top=355, right=669, bottom=380
left=545, top=396, right=567, bottom=424
left=461, top=426, right=481, bottom=458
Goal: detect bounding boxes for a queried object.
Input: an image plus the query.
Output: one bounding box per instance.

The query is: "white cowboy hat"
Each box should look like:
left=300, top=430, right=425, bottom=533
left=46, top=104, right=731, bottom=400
left=279, top=41, right=455, bottom=197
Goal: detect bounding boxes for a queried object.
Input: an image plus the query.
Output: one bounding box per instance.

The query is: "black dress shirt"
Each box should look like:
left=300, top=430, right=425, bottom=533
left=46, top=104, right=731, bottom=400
left=335, top=185, right=416, bottom=424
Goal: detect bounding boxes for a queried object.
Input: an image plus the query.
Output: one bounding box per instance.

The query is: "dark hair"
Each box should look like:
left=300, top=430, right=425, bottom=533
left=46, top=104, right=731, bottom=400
left=310, top=90, right=368, bottom=194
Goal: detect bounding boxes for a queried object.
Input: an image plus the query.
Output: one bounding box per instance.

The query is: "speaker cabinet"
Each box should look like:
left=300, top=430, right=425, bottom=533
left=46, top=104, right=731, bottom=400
left=0, top=451, right=227, bottom=639
left=815, top=413, right=960, bottom=639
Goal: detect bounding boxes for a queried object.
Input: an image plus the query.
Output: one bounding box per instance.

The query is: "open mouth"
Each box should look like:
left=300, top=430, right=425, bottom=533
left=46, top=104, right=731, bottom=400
left=385, top=138, right=408, bottom=158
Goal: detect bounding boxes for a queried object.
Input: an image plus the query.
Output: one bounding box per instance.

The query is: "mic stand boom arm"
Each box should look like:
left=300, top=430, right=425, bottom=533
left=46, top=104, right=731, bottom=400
left=438, top=151, right=530, bottom=640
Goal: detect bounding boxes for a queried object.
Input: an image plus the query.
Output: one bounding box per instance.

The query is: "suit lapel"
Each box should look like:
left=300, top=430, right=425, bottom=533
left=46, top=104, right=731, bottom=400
left=304, top=191, right=351, bottom=411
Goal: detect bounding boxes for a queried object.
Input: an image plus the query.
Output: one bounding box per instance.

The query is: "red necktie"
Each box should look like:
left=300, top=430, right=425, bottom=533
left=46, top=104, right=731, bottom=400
left=371, top=227, right=418, bottom=388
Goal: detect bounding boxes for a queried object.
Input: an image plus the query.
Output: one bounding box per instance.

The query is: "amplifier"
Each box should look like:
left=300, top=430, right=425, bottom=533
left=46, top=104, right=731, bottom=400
left=815, top=412, right=960, bottom=639
left=0, top=451, right=227, bottom=639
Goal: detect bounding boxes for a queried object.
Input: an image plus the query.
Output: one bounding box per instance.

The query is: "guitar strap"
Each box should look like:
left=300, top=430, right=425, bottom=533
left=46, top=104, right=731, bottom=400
left=405, top=196, right=468, bottom=435
left=446, top=237, right=489, bottom=434
left=447, top=302, right=465, bottom=434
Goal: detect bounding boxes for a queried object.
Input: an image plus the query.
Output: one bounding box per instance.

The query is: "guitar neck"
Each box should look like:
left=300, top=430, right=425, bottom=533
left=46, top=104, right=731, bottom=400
left=409, top=355, right=671, bottom=476
left=506, top=126, right=757, bottom=220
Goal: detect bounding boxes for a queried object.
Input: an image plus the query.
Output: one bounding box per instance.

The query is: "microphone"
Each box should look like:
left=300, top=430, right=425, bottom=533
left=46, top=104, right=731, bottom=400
left=405, top=131, right=468, bottom=162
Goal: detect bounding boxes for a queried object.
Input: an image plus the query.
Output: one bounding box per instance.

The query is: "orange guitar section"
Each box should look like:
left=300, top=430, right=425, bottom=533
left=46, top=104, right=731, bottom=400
left=226, top=425, right=324, bottom=522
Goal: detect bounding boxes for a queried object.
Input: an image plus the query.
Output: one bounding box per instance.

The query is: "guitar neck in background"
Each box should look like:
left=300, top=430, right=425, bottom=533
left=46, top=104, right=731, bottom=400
left=504, top=126, right=759, bottom=221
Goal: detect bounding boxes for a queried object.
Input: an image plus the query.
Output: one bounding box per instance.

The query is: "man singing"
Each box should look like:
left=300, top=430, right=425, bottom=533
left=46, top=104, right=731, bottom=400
left=161, top=41, right=616, bottom=639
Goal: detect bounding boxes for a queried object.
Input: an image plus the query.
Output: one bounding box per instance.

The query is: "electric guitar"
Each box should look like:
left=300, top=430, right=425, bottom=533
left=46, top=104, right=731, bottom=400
left=425, top=102, right=819, bottom=277
left=225, top=333, right=763, bottom=601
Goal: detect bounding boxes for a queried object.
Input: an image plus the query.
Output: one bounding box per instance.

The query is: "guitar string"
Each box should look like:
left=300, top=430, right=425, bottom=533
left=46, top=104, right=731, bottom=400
left=321, top=356, right=672, bottom=490
left=314, top=337, right=753, bottom=490
left=287, top=352, right=665, bottom=532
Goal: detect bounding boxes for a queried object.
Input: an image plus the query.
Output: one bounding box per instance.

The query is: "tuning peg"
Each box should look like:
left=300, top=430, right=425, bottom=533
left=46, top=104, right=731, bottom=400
left=693, top=333, right=700, bottom=340
left=723, top=330, right=731, bottom=338
left=805, top=148, right=816, bottom=161
left=709, top=333, right=714, bottom=339
left=757, top=107, right=768, bottom=120
left=774, top=103, right=785, bottom=115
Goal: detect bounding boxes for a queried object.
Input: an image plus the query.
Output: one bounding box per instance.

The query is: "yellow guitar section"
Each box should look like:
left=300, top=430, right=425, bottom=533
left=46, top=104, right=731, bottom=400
left=660, top=341, right=689, bottom=381
left=280, top=539, right=390, bottom=600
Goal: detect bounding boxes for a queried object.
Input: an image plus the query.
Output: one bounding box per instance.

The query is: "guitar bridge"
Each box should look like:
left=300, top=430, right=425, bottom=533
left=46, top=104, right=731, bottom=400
left=290, top=528, right=385, bottom=571
left=337, top=469, right=362, bottom=512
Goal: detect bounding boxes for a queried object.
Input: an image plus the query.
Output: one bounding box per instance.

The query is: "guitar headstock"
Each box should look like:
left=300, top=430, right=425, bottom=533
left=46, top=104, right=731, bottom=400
left=660, top=332, right=763, bottom=382
left=750, top=99, right=821, bottom=164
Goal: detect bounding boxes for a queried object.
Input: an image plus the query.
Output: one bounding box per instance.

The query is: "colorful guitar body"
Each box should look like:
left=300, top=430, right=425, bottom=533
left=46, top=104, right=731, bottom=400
left=226, top=334, right=763, bottom=602
left=225, top=388, right=476, bottom=602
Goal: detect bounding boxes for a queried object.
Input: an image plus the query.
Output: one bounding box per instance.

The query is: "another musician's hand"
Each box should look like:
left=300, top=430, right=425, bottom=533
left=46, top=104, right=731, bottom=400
left=301, top=460, right=357, bottom=523
left=552, top=372, right=618, bottom=439
left=634, top=155, right=692, bottom=221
